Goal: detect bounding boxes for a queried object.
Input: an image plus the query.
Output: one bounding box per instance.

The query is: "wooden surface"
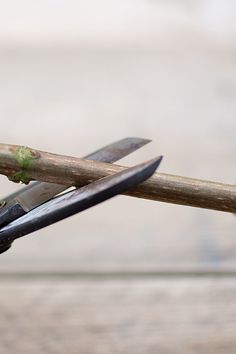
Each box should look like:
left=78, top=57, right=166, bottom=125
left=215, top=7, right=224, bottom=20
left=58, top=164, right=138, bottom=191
left=1, top=276, right=236, bottom=354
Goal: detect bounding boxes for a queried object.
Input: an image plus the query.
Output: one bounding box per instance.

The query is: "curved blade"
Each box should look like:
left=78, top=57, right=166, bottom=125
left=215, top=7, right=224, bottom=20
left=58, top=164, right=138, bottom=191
left=0, top=157, right=162, bottom=251
left=0, top=137, right=151, bottom=227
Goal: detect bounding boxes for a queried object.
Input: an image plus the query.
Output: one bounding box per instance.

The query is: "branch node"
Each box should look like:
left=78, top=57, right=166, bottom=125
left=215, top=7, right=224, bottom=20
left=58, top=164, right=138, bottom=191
left=8, top=171, right=31, bottom=184
left=7, top=146, right=39, bottom=184
left=15, top=146, right=38, bottom=169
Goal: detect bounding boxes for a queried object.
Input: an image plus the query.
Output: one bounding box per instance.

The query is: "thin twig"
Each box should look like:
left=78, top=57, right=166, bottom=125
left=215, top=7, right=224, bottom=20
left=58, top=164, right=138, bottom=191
left=0, top=143, right=235, bottom=213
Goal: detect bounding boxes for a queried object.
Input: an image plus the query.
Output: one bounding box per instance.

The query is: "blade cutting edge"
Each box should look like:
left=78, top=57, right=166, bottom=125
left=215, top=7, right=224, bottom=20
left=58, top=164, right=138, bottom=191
left=0, top=156, right=162, bottom=246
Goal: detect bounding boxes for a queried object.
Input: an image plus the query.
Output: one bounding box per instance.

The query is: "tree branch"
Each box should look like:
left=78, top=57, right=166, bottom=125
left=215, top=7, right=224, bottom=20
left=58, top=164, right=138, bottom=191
left=0, top=143, right=235, bottom=213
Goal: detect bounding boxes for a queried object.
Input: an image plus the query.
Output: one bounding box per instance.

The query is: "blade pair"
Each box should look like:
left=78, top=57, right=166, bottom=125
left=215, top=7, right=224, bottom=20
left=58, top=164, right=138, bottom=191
left=0, top=137, right=151, bottom=227
left=0, top=138, right=162, bottom=253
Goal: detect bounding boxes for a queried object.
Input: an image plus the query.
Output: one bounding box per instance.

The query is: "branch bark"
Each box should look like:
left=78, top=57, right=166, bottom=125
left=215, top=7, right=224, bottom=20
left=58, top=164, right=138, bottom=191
left=0, top=143, right=235, bottom=213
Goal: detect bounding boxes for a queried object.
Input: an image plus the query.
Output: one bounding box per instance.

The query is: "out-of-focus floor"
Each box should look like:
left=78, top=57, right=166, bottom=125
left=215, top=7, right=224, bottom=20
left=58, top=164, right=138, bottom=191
left=1, top=276, right=236, bottom=354
left=0, top=0, right=235, bottom=353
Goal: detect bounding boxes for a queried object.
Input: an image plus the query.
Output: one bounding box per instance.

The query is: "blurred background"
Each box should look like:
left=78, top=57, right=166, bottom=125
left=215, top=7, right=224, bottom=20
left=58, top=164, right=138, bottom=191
left=0, top=0, right=235, bottom=353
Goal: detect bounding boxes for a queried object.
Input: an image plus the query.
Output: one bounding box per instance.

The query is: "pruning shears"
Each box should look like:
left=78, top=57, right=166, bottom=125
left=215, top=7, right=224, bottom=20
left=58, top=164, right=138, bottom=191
left=0, top=138, right=162, bottom=254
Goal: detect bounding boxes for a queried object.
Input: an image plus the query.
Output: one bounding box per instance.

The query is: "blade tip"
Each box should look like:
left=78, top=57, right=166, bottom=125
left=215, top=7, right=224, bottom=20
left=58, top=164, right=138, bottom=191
left=126, top=137, right=152, bottom=145
left=142, top=155, right=163, bottom=177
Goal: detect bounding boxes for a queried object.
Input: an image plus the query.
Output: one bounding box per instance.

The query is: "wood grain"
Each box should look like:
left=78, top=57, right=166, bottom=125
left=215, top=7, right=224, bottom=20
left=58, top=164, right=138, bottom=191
left=0, top=277, right=235, bottom=354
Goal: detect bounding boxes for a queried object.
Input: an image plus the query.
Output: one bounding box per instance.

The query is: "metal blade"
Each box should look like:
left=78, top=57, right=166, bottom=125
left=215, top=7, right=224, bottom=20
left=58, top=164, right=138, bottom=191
left=83, top=137, right=151, bottom=163
left=0, top=156, right=162, bottom=250
left=0, top=137, right=151, bottom=227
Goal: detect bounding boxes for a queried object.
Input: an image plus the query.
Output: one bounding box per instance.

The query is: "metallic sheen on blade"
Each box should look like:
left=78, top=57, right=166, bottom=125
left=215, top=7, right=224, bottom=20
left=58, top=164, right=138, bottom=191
left=0, top=157, right=162, bottom=247
left=0, top=137, right=151, bottom=227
